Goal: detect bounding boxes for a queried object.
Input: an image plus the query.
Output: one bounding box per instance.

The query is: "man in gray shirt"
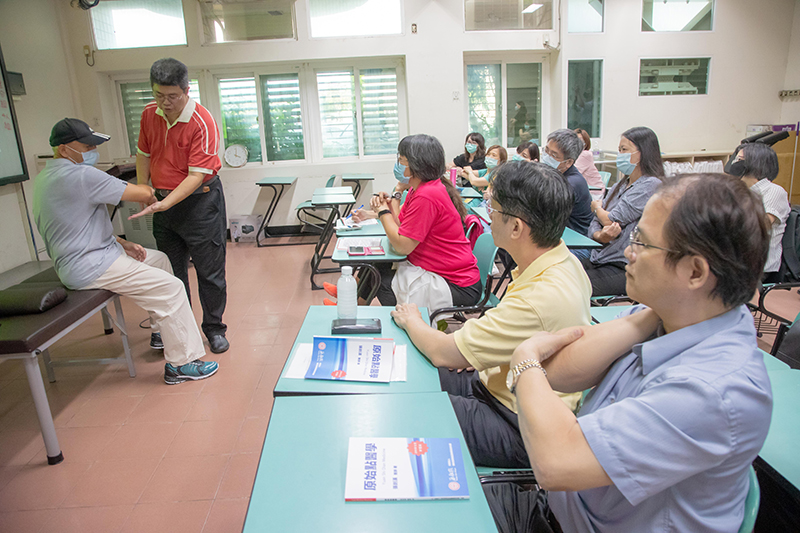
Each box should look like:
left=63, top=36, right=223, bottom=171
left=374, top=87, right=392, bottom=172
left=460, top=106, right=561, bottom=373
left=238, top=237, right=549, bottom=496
left=33, top=118, right=219, bottom=384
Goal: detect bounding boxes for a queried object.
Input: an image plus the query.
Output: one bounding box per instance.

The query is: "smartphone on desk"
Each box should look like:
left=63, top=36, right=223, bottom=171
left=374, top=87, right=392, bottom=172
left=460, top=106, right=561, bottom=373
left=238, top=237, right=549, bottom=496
left=348, top=246, right=366, bottom=256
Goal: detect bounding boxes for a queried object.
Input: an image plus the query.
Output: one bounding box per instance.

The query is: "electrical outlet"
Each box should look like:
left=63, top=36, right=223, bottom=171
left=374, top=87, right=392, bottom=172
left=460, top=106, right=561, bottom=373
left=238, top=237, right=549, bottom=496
left=411, top=23, right=417, bottom=34
left=452, top=91, right=459, bottom=100
left=83, top=45, right=91, bottom=57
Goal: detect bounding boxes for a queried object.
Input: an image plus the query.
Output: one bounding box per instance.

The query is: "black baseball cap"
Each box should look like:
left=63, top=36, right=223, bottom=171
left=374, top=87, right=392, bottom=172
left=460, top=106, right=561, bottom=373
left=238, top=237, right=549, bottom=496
left=49, top=118, right=111, bottom=147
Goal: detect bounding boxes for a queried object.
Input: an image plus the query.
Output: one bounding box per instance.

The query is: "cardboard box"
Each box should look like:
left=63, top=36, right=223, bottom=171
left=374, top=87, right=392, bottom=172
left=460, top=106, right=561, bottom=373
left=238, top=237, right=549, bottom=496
left=230, top=215, right=263, bottom=243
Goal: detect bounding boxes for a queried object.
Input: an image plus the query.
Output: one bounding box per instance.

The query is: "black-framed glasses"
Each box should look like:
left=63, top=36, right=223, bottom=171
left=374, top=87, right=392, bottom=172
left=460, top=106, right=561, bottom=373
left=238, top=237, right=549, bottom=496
left=629, top=226, right=676, bottom=254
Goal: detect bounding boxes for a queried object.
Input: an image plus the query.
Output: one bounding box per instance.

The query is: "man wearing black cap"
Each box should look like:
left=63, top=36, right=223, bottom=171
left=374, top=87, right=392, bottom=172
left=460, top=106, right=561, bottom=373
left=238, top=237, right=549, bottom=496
left=32, top=118, right=219, bottom=385
left=131, top=57, right=229, bottom=355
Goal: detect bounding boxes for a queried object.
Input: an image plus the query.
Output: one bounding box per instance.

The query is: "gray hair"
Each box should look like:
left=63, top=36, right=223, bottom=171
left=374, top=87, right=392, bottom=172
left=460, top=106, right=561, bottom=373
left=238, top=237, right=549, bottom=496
left=547, top=129, right=585, bottom=162
left=150, top=58, right=189, bottom=90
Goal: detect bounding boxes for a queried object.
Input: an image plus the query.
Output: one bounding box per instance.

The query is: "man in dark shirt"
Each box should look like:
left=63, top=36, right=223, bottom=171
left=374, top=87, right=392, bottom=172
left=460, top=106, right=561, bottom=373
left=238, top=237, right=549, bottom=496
left=541, top=129, right=593, bottom=235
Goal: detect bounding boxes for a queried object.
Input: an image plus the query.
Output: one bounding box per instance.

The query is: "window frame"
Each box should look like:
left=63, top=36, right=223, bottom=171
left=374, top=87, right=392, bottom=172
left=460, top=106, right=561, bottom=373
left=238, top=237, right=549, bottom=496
left=640, top=0, right=715, bottom=33
left=306, top=0, right=405, bottom=40
left=88, top=0, right=189, bottom=51
left=567, top=0, right=605, bottom=34
left=564, top=58, right=604, bottom=142
left=463, top=0, right=556, bottom=33
left=463, top=53, right=550, bottom=150
left=195, top=0, right=299, bottom=46
left=637, top=56, right=712, bottom=98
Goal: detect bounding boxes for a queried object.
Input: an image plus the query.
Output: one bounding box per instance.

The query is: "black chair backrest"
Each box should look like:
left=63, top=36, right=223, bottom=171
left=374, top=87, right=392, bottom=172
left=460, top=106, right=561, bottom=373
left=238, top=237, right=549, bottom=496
left=778, top=205, right=800, bottom=282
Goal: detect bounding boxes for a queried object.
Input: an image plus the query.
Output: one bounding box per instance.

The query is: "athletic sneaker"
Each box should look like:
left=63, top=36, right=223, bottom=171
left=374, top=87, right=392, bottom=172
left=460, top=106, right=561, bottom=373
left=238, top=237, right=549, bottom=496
left=150, top=332, right=164, bottom=350
left=323, top=298, right=336, bottom=306
left=164, top=360, right=219, bottom=385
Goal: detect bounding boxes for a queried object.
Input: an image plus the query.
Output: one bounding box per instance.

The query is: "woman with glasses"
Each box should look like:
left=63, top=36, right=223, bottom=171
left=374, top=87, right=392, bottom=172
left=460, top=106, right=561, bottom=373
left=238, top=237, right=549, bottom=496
left=578, top=127, right=664, bottom=297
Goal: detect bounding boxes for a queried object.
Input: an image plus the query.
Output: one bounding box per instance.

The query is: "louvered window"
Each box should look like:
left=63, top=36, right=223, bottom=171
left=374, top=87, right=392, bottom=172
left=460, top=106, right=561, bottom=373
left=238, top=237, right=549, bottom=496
left=317, top=70, right=358, bottom=158
left=359, top=69, right=399, bottom=156
left=218, top=77, right=262, bottom=163
left=120, top=79, right=200, bottom=157
left=260, top=74, right=305, bottom=161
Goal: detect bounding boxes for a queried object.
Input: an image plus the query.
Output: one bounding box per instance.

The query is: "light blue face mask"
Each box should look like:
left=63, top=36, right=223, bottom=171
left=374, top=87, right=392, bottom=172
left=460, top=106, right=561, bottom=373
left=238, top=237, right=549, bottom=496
left=616, top=152, right=638, bottom=176
left=465, top=143, right=478, bottom=154
left=511, top=153, right=525, bottom=162
left=541, top=151, right=561, bottom=170
left=393, top=161, right=409, bottom=184
left=485, top=157, right=498, bottom=169
left=67, top=146, right=99, bottom=166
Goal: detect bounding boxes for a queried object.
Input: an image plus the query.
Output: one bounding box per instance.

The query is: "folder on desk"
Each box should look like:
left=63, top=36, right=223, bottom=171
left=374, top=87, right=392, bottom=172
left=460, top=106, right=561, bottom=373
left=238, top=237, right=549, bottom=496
left=345, top=437, right=470, bottom=501
left=305, top=336, right=394, bottom=383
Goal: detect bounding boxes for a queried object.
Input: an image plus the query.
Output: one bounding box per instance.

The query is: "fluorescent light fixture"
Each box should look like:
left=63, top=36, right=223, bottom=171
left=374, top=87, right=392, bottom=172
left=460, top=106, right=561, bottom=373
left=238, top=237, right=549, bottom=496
left=522, top=3, right=544, bottom=13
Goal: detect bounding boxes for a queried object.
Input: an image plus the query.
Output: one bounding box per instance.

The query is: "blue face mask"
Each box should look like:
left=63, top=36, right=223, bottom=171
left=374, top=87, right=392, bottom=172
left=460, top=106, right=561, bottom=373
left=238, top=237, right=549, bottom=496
left=393, top=161, right=409, bottom=184
left=485, top=157, right=498, bottom=169
left=67, top=146, right=99, bottom=166
left=465, top=143, right=478, bottom=154
left=616, top=152, right=638, bottom=176
left=511, top=153, right=525, bottom=162
left=541, top=151, right=561, bottom=170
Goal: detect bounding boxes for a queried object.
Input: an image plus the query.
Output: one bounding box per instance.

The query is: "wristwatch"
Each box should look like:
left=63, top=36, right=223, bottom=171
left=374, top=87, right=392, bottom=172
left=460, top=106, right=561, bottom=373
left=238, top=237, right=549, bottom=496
left=506, top=359, right=547, bottom=394
left=391, top=191, right=403, bottom=201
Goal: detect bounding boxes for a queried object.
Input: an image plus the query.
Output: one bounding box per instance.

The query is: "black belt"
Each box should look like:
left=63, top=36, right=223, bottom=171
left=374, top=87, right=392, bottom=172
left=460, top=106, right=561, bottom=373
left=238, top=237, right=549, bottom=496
left=155, top=175, right=218, bottom=200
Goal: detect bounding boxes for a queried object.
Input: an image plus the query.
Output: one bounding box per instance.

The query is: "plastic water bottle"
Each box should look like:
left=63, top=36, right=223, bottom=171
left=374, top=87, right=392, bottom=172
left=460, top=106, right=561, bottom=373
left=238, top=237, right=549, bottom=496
left=337, top=266, right=357, bottom=319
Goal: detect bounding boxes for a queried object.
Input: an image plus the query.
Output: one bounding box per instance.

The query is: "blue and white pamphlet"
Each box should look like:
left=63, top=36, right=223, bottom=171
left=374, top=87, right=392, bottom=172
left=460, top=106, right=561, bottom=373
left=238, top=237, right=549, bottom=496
left=304, top=336, right=394, bottom=383
left=345, top=437, right=470, bottom=501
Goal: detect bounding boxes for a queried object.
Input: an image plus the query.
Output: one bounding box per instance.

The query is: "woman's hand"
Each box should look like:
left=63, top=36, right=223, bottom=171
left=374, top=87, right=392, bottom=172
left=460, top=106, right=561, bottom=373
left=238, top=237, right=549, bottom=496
left=370, top=193, right=390, bottom=212
left=598, top=222, right=621, bottom=241
left=591, top=199, right=602, bottom=214
left=351, top=208, right=377, bottom=224
left=510, top=327, right=585, bottom=368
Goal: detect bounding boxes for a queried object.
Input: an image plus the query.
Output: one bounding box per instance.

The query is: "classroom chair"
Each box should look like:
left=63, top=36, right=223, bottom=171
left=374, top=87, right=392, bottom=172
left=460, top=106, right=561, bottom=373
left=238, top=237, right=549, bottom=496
left=598, top=171, right=612, bottom=187
left=295, top=174, right=336, bottom=233
left=739, top=465, right=760, bottom=533
left=755, top=281, right=800, bottom=368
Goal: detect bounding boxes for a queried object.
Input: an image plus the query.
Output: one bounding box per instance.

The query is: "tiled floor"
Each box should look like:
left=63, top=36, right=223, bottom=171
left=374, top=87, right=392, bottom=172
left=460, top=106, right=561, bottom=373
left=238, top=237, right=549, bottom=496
left=0, top=240, right=798, bottom=532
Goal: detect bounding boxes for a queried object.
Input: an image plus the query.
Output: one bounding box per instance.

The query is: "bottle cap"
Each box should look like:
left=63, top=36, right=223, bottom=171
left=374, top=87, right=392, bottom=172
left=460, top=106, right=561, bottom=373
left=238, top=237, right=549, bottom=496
left=342, top=266, right=353, bottom=276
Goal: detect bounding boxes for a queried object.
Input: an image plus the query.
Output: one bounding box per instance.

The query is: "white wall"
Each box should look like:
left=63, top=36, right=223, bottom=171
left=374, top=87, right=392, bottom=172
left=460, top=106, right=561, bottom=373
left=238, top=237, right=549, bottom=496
left=0, top=0, right=79, bottom=269
left=0, top=0, right=798, bottom=241
left=780, top=1, right=800, bottom=125
left=559, top=0, right=797, bottom=153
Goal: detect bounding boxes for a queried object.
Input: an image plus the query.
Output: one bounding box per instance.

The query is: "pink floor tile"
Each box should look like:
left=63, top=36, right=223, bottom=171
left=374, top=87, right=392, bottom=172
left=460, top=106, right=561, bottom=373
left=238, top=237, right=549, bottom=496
left=0, top=462, right=92, bottom=511
left=0, top=509, right=59, bottom=533
left=185, top=390, right=254, bottom=422
left=98, top=421, right=181, bottom=461
left=121, top=500, right=212, bottom=533
left=139, top=454, right=229, bottom=503
left=65, top=395, right=143, bottom=428
left=202, top=498, right=249, bottom=533
left=216, top=453, right=260, bottom=500
left=165, top=418, right=243, bottom=458
left=233, top=417, right=270, bottom=454
left=126, top=392, right=199, bottom=424
left=39, top=504, right=134, bottom=533
left=61, top=459, right=160, bottom=507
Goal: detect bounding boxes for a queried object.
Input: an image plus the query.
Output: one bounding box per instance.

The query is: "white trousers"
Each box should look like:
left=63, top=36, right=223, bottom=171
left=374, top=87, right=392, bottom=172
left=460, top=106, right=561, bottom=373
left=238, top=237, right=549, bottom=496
left=84, top=249, right=206, bottom=366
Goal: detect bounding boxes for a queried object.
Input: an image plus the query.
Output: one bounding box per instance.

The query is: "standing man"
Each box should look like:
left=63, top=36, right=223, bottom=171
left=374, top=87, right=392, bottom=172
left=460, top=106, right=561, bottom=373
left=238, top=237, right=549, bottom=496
left=34, top=118, right=218, bottom=384
left=132, top=58, right=229, bottom=354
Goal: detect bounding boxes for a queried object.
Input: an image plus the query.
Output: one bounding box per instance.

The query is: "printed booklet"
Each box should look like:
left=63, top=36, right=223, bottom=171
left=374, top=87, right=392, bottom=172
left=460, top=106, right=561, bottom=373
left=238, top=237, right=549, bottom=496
left=345, top=437, right=470, bottom=501
left=304, top=336, right=394, bottom=383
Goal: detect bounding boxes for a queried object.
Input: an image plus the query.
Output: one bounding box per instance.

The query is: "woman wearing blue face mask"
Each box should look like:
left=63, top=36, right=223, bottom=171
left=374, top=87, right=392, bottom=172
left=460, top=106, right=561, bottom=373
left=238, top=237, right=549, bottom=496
left=449, top=132, right=487, bottom=182
left=578, top=127, right=664, bottom=297
left=514, top=141, right=539, bottom=162
left=464, top=145, right=507, bottom=191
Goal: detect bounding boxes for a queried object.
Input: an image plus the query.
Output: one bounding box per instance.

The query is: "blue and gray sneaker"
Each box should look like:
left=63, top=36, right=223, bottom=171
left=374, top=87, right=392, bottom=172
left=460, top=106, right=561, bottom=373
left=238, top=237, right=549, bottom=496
left=164, top=360, right=219, bottom=385
left=150, top=332, right=164, bottom=350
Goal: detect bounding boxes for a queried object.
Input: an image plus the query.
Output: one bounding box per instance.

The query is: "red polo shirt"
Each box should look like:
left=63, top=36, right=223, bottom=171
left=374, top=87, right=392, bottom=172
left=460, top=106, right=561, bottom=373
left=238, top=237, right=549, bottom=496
left=137, top=99, right=221, bottom=190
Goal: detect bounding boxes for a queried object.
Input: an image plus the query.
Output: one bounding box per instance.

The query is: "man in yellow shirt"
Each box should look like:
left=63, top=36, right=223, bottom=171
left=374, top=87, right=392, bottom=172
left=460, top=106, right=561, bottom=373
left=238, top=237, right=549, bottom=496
left=392, top=161, right=592, bottom=467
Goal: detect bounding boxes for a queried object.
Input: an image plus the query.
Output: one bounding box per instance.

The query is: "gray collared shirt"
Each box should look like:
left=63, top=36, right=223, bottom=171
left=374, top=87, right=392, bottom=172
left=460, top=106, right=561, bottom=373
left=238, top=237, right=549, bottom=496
left=588, top=175, right=661, bottom=265
left=549, top=305, right=773, bottom=533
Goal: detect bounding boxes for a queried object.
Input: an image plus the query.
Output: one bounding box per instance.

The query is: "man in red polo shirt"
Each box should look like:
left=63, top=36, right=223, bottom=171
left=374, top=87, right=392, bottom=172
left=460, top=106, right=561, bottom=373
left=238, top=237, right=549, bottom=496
left=131, top=58, right=229, bottom=354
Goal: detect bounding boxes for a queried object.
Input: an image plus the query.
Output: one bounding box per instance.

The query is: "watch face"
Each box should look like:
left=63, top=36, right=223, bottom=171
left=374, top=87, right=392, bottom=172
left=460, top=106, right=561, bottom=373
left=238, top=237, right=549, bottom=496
left=506, top=368, right=515, bottom=392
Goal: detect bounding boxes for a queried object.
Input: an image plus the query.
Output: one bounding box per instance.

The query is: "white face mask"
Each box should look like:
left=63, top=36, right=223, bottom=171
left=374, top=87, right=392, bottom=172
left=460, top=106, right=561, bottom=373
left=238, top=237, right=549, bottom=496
left=66, top=145, right=99, bottom=166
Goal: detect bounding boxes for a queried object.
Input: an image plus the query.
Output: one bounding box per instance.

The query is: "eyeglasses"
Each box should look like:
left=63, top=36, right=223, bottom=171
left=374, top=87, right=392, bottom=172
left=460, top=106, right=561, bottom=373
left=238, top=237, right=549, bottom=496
left=628, top=226, right=676, bottom=254
left=153, top=91, right=185, bottom=103
left=543, top=147, right=564, bottom=162
left=487, top=198, right=530, bottom=226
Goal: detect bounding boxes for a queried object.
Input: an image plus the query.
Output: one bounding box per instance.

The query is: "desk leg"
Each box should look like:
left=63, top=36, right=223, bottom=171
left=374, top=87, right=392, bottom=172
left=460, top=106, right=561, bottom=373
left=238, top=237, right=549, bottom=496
left=256, top=184, right=280, bottom=247
left=309, top=207, right=343, bottom=290
left=342, top=179, right=362, bottom=204
left=24, top=353, right=63, bottom=465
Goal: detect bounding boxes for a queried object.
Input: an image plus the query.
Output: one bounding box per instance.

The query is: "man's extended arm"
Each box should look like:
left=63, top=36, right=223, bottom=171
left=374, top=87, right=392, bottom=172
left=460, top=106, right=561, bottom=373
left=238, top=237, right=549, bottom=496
left=129, top=172, right=205, bottom=219
left=136, top=153, right=151, bottom=186
left=391, top=303, right=471, bottom=368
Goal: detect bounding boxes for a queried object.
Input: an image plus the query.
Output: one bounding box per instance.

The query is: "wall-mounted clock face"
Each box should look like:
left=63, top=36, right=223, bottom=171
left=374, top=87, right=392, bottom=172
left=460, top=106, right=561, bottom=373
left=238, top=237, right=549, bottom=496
left=224, top=144, right=249, bottom=168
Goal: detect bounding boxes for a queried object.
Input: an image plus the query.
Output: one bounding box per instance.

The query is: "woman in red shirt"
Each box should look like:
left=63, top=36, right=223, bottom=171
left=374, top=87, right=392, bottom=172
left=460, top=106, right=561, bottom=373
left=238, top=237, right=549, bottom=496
left=365, top=134, right=481, bottom=306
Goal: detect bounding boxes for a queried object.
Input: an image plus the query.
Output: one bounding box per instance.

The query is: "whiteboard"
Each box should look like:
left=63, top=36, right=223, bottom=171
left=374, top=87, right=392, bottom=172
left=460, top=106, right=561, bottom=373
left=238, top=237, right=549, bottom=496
left=0, top=42, right=28, bottom=186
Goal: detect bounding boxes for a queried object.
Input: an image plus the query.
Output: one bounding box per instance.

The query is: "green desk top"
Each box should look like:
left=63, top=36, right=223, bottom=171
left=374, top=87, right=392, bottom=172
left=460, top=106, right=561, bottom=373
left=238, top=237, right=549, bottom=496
left=316, top=186, right=354, bottom=194
left=762, top=350, right=791, bottom=372
left=590, top=305, right=635, bottom=324
left=311, top=192, right=356, bottom=206
left=342, top=174, right=375, bottom=181
left=336, top=223, right=387, bottom=237
left=562, top=227, right=602, bottom=249
left=458, top=187, right=483, bottom=199
left=273, top=306, right=438, bottom=396
left=759, top=369, right=800, bottom=489
left=256, top=176, right=297, bottom=186
left=470, top=206, right=489, bottom=222
left=244, top=392, right=496, bottom=532
left=331, top=236, right=407, bottom=263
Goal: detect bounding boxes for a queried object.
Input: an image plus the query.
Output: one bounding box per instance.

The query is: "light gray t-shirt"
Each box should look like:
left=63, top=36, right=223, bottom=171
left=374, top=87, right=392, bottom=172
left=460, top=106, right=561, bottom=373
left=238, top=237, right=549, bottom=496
left=33, top=158, right=127, bottom=289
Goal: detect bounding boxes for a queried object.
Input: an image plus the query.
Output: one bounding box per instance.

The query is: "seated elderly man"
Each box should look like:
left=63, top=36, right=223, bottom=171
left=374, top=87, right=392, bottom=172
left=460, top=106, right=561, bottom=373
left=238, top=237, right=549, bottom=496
left=33, top=118, right=218, bottom=385
left=497, top=173, right=772, bottom=532
left=391, top=161, right=591, bottom=468
left=540, top=129, right=593, bottom=236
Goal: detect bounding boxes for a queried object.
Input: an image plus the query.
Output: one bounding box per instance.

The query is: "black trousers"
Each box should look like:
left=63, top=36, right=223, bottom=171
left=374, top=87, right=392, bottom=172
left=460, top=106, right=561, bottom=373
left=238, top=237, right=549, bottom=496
left=439, top=368, right=530, bottom=468
left=153, top=178, right=227, bottom=339
left=578, top=256, right=628, bottom=297
left=358, top=262, right=483, bottom=307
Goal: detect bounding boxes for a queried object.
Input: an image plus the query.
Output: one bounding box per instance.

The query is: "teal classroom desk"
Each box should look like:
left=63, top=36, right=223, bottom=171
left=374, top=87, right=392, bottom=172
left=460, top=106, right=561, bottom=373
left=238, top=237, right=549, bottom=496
left=273, top=306, right=440, bottom=397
